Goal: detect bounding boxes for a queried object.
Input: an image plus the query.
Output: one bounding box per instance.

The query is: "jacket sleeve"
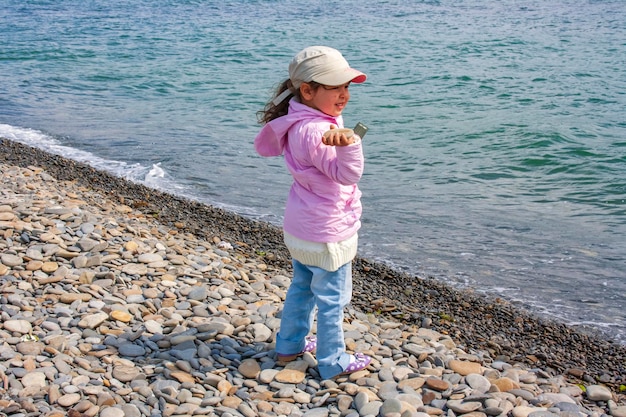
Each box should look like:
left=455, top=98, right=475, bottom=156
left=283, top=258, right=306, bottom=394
left=309, top=134, right=364, bottom=185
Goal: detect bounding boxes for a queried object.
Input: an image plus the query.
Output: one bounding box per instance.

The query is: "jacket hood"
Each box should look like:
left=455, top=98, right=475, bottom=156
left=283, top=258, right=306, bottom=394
left=254, top=100, right=341, bottom=157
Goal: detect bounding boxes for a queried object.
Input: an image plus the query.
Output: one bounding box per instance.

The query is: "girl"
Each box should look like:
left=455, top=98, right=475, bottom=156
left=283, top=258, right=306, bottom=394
left=254, top=46, right=371, bottom=380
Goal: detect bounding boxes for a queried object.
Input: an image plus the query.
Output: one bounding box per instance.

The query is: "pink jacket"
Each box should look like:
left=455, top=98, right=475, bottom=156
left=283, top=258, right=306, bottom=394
left=254, top=100, right=364, bottom=243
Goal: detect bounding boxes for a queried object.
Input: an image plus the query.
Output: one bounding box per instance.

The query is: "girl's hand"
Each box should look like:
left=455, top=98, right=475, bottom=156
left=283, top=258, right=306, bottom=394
left=322, top=125, right=356, bottom=146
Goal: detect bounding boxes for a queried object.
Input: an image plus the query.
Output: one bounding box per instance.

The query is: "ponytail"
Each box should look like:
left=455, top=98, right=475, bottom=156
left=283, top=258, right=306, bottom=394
left=257, top=79, right=296, bottom=124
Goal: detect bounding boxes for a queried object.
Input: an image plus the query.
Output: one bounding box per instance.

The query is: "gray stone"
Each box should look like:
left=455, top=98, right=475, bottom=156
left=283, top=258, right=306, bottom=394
left=118, top=344, right=146, bottom=357
left=528, top=412, right=560, bottom=417
left=379, top=380, right=401, bottom=400
left=465, top=373, right=491, bottom=393
left=1, top=253, right=23, bottom=266
left=359, top=401, right=383, bottom=416
left=100, top=407, right=126, bottom=417
left=446, top=399, right=482, bottom=414
left=380, top=398, right=403, bottom=415
left=302, top=408, right=330, bottom=417
left=354, top=391, right=370, bottom=412
left=187, top=286, right=208, bottom=301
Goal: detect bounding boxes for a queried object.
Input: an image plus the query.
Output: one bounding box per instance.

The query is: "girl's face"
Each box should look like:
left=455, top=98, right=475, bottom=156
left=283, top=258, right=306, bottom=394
left=300, top=82, right=351, bottom=117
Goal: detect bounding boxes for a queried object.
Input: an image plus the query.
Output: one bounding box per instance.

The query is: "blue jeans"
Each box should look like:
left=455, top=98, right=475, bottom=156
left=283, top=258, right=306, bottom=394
left=276, top=259, right=353, bottom=380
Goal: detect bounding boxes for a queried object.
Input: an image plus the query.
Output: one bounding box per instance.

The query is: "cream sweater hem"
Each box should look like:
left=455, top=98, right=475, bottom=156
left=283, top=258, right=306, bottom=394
left=283, top=231, right=358, bottom=272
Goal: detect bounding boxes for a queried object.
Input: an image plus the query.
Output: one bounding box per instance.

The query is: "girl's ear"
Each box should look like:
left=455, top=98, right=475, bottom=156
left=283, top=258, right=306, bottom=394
left=300, top=83, right=315, bottom=101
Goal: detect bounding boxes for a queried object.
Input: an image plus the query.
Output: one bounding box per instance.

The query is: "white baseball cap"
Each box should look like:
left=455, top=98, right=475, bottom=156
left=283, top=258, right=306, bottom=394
left=289, top=46, right=367, bottom=88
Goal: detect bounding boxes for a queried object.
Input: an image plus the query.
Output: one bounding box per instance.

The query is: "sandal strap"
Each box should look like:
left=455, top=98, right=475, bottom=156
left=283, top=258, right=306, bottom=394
left=277, top=336, right=317, bottom=362
left=342, top=352, right=372, bottom=374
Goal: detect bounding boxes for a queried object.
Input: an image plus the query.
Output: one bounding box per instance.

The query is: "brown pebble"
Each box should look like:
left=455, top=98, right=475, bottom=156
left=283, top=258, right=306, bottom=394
left=422, top=390, right=437, bottom=405
left=567, top=368, right=585, bottom=378
left=110, top=311, right=132, bottom=322
left=491, top=377, right=520, bottom=392
left=169, top=371, right=195, bottom=383
left=425, top=377, right=450, bottom=391
left=41, top=261, right=58, bottom=273
left=448, top=359, right=482, bottom=376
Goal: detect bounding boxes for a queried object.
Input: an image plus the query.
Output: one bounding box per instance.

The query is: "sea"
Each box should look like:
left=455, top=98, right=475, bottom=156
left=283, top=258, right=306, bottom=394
left=1, top=0, right=625, bottom=344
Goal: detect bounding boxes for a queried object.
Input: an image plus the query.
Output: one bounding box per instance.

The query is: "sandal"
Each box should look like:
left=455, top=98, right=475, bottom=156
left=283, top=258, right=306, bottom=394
left=276, top=336, right=317, bottom=362
left=340, top=352, right=371, bottom=375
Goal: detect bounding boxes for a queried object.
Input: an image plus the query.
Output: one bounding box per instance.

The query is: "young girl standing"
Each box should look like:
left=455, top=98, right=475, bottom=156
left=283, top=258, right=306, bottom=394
left=254, top=46, right=371, bottom=380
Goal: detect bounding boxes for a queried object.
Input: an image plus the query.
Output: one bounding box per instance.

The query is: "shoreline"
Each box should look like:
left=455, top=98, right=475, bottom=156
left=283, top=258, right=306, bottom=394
left=1, top=138, right=624, bottom=406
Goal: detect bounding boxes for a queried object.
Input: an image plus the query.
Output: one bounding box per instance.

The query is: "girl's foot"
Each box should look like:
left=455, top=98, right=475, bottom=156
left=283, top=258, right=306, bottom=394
left=276, top=336, right=317, bottom=362
left=340, top=352, right=371, bottom=375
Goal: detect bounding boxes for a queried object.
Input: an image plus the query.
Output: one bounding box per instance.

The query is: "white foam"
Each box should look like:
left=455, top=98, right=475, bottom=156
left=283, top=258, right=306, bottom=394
left=0, top=123, right=265, bottom=218
left=0, top=123, right=176, bottom=193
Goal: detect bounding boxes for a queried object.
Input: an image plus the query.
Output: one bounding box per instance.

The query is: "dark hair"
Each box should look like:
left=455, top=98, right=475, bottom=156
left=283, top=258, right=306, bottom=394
left=257, top=80, right=322, bottom=124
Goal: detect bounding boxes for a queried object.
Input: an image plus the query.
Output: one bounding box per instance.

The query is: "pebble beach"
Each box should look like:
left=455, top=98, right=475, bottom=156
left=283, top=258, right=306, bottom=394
left=0, top=138, right=624, bottom=417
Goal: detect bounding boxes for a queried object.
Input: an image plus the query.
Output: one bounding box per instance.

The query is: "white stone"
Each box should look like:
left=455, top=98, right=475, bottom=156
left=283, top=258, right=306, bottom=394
left=57, top=393, right=81, bottom=407
left=586, top=384, right=612, bottom=402
left=144, top=319, right=163, bottom=334
left=609, top=401, right=626, bottom=417
left=259, top=369, right=279, bottom=384
left=137, top=253, right=163, bottom=263
left=535, top=392, right=577, bottom=405
left=3, top=319, right=32, bottom=334
left=122, top=263, right=148, bottom=275
left=100, top=407, right=126, bottom=417
left=512, top=406, right=547, bottom=417
left=78, top=312, right=109, bottom=329
left=22, top=372, right=46, bottom=388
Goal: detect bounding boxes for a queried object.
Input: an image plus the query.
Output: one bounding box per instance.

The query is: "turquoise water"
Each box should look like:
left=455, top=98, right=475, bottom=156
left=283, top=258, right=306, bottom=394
left=1, top=0, right=625, bottom=343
